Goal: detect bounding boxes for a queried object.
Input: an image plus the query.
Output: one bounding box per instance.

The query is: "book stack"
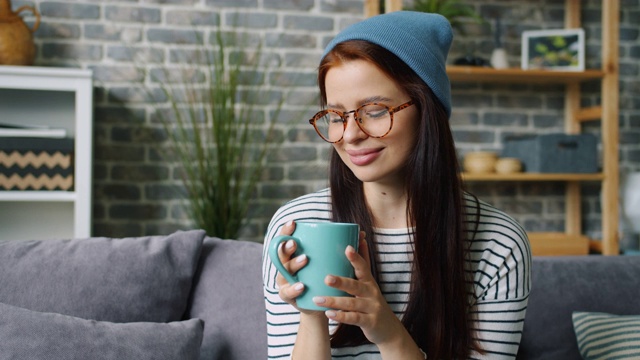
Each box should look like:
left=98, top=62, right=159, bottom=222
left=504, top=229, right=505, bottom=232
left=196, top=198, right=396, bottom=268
left=0, top=124, right=73, bottom=191
left=0, top=123, right=67, bottom=138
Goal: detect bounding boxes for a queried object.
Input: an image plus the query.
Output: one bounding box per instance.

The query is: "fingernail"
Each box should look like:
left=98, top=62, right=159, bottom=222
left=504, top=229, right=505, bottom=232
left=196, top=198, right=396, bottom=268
left=326, top=275, right=336, bottom=284
left=294, top=283, right=304, bottom=291
left=286, top=240, right=295, bottom=249
left=346, top=245, right=355, bottom=253
left=296, top=254, right=307, bottom=263
left=313, top=296, right=326, bottom=304
left=325, top=310, right=337, bottom=318
left=286, top=220, right=294, bottom=227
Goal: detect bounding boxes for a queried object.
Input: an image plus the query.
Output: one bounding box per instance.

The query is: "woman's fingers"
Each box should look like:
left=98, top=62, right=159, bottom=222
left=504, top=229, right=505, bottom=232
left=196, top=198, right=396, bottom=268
left=357, top=233, right=370, bottom=266
left=277, top=238, right=297, bottom=264
left=274, top=220, right=309, bottom=306
left=275, top=240, right=307, bottom=307
left=278, top=281, right=305, bottom=304
left=348, top=241, right=375, bottom=283
left=324, top=307, right=371, bottom=327
left=279, top=220, right=296, bottom=236
left=275, top=240, right=308, bottom=285
left=317, top=271, right=400, bottom=345
left=275, top=221, right=303, bottom=278
left=323, top=273, right=369, bottom=300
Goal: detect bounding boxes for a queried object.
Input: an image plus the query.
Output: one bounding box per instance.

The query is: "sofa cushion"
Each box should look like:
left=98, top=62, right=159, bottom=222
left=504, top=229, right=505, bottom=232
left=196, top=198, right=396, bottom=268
left=0, top=230, right=205, bottom=322
left=0, top=301, right=203, bottom=360
left=517, top=256, right=640, bottom=360
left=572, top=311, right=640, bottom=360
left=186, top=237, right=267, bottom=360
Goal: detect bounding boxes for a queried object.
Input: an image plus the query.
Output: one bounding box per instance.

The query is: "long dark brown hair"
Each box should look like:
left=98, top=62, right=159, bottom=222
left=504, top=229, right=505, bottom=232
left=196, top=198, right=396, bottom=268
left=319, top=40, right=481, bottom=359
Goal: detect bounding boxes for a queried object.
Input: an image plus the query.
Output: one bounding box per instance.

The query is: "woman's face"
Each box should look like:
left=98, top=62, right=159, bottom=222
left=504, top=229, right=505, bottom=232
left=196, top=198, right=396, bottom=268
left=325, top=59, right=419, bottom=186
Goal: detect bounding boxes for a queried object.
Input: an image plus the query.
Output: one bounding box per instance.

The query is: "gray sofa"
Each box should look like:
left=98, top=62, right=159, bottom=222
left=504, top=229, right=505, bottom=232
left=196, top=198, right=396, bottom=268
left=1, top=230, right=638, bottom=359
left=0, top=230, right=268, bottom=360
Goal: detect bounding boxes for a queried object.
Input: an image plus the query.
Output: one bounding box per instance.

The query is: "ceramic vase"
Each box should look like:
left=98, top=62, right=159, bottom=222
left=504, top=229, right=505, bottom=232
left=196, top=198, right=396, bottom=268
left=0, top=0, right=40, bottom=65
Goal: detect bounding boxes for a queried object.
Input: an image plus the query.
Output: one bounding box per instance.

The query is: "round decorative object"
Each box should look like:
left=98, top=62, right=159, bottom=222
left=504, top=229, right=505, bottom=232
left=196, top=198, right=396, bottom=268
left=0, top=0, right=40, bottom=66
left=495, top=157, right=523, bottom=174
left=463, top=151, right=498, bottom=174
left=491, top=48, right=509, bottom=69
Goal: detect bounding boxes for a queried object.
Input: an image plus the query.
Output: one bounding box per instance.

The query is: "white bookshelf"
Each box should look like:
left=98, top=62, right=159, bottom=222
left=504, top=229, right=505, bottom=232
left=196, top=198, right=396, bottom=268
left=0, top=66, right=93, bottom=240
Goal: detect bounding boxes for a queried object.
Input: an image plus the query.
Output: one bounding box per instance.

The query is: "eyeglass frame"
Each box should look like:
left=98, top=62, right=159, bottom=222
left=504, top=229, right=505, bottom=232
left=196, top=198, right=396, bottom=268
left=308, top=100, right=415, bottom=143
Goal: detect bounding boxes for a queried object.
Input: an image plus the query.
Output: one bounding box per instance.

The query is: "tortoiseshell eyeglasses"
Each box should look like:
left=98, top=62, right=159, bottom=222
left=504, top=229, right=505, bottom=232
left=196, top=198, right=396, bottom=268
left=308, top=100, right=414, bottom=143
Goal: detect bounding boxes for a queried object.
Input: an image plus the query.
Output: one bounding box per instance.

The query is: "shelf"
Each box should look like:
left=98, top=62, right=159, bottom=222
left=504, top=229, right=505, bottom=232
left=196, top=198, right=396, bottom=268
left=0, top=65, right=92, bottom=92
left=0, top=191, right=76, bottom=202
left=446, top=66, right=605, bottom=84
left=461, top=172, right=605, bottom=181
left=528, top=232, right=590, bottom=256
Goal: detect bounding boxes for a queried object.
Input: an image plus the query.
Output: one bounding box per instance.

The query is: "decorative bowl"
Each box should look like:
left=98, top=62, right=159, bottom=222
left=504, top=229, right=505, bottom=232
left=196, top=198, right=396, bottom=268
left=463, top=151, right=498, bottom=174
left=495, top=157, right=523, bottom=174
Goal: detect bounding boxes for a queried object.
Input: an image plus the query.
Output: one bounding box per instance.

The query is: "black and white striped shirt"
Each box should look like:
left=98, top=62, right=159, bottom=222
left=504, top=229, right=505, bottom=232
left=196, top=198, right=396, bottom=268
left=262, top=188, right=531, bottom=359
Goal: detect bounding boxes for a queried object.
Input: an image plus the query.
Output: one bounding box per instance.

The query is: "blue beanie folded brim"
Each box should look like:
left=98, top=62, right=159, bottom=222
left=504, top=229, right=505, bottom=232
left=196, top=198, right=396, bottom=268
left=322, top=11, right=453, bottom=117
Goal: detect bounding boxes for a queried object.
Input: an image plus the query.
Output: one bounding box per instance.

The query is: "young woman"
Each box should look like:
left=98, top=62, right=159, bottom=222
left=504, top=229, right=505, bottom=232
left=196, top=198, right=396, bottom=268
left=262, top=11, right=531, bottom=360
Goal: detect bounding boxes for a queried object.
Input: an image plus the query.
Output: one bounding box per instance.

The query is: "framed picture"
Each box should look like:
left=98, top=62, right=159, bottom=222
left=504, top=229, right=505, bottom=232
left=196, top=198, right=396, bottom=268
left=521, top=28, right=585, bottom=71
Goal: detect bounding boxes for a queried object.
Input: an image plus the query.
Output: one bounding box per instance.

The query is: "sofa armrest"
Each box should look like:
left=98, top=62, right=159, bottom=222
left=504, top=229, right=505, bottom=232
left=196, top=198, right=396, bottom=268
left=186, top=237, right=267, bottom=360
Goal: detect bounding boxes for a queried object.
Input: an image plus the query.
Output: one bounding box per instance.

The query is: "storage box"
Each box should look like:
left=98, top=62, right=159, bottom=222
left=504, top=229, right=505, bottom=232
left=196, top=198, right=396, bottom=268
left=501, top=133, right=598, bottom=173
left=0, top=137, right=74, bottom=190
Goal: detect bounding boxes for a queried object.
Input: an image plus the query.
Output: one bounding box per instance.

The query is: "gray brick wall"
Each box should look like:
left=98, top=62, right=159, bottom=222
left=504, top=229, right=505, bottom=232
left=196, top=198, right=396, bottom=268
left=15, top=0, right=640, bottom=242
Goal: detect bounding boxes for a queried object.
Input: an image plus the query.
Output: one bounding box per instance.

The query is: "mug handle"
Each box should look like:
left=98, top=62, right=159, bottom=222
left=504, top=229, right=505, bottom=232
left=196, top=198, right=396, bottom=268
left=268, top=235, right=299, bottom=285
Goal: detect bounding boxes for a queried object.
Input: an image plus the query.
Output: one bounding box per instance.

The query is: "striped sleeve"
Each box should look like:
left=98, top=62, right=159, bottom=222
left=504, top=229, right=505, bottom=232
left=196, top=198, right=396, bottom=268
left=262, top=189, right=333, bottom=359
left=465, top=194, right=532, bottom=359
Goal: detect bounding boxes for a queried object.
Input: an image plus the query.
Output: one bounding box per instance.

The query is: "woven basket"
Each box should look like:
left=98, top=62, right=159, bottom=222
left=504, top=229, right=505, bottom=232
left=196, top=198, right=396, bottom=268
left=0, top=138, right=74, bottom=191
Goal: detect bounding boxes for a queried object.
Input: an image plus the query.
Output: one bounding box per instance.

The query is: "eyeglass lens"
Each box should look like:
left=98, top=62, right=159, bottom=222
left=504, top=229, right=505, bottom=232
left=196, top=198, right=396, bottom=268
left=314, top=104, right=392, bottom=142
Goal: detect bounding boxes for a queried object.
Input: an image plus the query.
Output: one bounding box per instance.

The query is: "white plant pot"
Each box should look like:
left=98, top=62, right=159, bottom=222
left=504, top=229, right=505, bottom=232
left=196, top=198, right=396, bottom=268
left=491, top=48, right=509, bottom=69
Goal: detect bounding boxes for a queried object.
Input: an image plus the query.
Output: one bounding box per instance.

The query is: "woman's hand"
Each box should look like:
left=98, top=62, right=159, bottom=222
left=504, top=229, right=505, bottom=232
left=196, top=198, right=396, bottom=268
left=312, top=236, right=410, bottom=348
left=274, top=221, right=316, bottom=313
left=276, top=221, right=331, bottom=360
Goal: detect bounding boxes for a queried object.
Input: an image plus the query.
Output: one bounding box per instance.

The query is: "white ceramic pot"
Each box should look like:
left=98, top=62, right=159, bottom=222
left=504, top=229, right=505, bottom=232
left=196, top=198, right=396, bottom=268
left=490, top=48, right=509, bottom=69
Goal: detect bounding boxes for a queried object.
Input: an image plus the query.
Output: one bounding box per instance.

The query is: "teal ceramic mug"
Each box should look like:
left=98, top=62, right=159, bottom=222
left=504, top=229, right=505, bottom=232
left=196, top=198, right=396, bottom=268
left=268, top=221, right=360, bottom=311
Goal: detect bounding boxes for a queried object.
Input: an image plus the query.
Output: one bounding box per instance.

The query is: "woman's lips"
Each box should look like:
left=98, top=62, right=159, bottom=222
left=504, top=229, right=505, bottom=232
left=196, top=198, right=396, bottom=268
left=346, top=148, right=382, bottom=166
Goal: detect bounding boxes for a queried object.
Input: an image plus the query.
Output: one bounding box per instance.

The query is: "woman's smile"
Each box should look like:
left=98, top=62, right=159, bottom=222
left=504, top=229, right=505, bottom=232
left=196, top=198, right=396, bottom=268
left=346, top=147, right=383, bottom=166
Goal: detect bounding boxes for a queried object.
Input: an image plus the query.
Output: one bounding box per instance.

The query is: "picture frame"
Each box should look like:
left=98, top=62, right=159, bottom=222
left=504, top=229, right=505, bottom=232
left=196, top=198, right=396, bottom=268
left=521, top=28, right=585, bottom=71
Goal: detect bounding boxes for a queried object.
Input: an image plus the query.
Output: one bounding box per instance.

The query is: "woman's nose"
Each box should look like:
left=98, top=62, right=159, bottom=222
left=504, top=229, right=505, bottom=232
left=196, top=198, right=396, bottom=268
left=341, top=113, right=368, bottom=143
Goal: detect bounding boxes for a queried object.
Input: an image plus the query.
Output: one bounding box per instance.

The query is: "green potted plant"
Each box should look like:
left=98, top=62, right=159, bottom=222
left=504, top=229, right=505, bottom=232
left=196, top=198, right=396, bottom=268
left=407, top=0, right=488, bottom=66
left=406, top=0, right=483, bottom=35
left=144, top=29, right=286, bottom=239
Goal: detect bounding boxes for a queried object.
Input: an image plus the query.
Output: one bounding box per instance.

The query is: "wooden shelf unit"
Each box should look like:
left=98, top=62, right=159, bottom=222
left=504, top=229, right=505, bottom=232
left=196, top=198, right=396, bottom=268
left=363, top=0, right=620, bottom=255
left=454, top=0, right=620, bottom=256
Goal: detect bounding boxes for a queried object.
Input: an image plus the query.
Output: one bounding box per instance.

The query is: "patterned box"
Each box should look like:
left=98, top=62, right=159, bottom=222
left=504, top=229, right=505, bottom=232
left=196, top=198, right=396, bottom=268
left=502, top=133, right=598, bottom=173
left=0, top=137, right=74, bottom=191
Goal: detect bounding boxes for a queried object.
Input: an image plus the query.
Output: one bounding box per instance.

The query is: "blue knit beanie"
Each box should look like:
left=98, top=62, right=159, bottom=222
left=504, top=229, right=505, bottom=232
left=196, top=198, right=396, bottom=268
left=322, top=11, right=453, bottom=117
